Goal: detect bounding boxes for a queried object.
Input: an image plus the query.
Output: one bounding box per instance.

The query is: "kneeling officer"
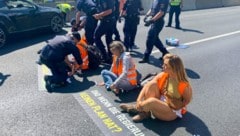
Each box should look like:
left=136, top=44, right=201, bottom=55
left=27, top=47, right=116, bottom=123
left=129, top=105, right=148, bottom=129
left=39, top=35, right=83, bottom=92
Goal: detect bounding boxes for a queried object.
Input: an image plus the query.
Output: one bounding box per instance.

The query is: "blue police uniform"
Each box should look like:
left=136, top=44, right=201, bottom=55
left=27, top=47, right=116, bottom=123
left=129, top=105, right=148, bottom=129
left=122, top=0, right=143, bottom=51
left=40, top=36, right=82, bottom=85
left=140, top=0, right=169, bottom=63
left=113, top=0, right=121, bottom=41
left=94, top=0, right=115, bottom=62
left=77, top=0, right=98, bottom=45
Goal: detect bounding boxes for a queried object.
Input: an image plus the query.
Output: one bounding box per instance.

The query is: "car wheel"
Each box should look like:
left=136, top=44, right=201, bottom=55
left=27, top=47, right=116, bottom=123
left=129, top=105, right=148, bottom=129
left=50, top=15, right=63, bottom=33
left=0, top=27, right=7, bottom=48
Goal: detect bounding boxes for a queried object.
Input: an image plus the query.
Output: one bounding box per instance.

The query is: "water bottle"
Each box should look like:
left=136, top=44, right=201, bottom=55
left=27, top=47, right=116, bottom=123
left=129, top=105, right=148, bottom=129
left=166, top=37, right=180, bottom=46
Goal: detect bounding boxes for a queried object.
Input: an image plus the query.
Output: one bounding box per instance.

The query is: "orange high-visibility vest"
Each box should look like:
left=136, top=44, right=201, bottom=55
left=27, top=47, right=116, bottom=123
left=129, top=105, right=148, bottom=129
left=75, top=36, right=89, bottom=70
left=112, top=55, right=137, bottom=85
left=157, top=72, right=189, bottom=114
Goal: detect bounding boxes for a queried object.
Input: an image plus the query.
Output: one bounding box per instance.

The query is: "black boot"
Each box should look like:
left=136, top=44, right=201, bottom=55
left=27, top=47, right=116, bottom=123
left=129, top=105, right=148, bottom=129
left=139, top=57, right=149, bottom=63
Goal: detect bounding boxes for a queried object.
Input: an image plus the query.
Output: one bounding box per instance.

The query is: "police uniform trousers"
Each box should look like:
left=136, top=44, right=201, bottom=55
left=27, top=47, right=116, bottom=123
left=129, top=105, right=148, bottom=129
left=85, top=15, right=98, bottom=45
left=113, top=14, right=121, bottom=41
left=144, top=19, right=168, bottom=58
left=94, top=18, right=114, bottom=60
left=167, top=5, right=181, bottom=27
left=123, top=16, right=139, bottom=51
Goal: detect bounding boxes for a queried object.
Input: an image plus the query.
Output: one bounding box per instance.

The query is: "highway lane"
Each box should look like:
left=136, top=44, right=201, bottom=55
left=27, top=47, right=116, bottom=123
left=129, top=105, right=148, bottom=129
left=1, top=6, right=240, bottom=136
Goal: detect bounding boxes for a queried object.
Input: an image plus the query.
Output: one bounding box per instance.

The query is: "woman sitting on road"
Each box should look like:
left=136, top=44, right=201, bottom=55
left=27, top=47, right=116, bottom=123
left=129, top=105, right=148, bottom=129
left=120, top=54, right=192, bottom=122
left=98, top=41, right=138, bottom=95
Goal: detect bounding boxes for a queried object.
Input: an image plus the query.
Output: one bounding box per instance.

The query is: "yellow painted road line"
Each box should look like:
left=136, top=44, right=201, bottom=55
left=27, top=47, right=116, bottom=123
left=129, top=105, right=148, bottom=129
left=38, top=64, right=51, bottom=91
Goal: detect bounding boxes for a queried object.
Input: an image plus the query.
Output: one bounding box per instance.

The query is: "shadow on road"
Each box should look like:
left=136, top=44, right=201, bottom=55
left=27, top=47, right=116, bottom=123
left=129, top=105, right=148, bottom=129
left=0, top=30, right=68, bottom=56
left=181, top=27, right=204, bottom=34
left=142, top=112, right=211, bottom=136
left=130, top=50, right=163, bottom=68
left=186, top=68, right=200, bottom=79
left=51, top=76, right=95, bottom=93
left=0, top=73, right=11, bottom=86
left=49, top=65, right=108, bottom=93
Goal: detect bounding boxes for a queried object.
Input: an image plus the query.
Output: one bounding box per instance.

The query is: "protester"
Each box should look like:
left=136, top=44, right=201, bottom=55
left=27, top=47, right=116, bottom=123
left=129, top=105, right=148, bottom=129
left=65, top=32, right=89, bottom=75
left=120, top=54, right=192, bottom=122
left=98, top=41, right=138, bottom=95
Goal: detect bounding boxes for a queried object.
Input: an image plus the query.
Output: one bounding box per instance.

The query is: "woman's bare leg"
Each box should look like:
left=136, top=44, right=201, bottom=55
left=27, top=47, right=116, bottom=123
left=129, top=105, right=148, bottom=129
left=141, top=97, right=177, bottom=121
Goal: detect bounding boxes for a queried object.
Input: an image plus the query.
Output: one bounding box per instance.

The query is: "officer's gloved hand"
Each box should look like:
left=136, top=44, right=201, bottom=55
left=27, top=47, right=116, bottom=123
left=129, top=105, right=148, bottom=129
left=144, top=18, right=154, bottom=27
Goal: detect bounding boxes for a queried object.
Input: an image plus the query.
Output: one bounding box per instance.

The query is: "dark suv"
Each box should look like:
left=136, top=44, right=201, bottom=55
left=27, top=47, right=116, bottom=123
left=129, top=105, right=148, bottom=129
left=0, top=0, right=64, bottom=48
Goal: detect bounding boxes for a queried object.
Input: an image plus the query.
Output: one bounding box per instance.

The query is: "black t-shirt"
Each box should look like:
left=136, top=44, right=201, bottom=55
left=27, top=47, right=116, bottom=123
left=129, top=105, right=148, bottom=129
left=151, top=0, right=168, bottom=18
left=96, top=0, right=114, bottom=19
left=123, top=0, right=143, bottom=16
left=77, top=0, right=97, bottom=15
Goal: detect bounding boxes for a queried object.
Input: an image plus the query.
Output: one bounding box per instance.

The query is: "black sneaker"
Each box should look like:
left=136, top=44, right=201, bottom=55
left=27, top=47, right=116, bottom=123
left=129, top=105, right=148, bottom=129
left=165, top=25, right=171, bottom=27
left=45, top=81, right=53, bottom=93
left=138, top=57, right=149, bottom=63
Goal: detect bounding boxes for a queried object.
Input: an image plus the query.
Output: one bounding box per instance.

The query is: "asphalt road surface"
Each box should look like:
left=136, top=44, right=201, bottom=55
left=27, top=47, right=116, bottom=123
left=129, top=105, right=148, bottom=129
left=1, top=6, right=240, bottom=136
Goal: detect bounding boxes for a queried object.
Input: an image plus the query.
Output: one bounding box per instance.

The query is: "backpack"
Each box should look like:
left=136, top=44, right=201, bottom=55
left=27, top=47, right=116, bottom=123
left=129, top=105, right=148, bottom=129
left=86, top=45, right=102, bottom=70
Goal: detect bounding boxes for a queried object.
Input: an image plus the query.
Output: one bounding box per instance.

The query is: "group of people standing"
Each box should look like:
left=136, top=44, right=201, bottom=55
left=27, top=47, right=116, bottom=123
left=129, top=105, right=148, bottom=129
left=38, top=0, right=192, bottom=123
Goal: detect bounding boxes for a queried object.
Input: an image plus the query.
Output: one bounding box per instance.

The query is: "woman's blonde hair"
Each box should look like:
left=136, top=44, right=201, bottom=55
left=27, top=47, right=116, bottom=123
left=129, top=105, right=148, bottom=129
left=110, top=41, right=125, bottom=54
left=163, top=54, right=189, bottom=82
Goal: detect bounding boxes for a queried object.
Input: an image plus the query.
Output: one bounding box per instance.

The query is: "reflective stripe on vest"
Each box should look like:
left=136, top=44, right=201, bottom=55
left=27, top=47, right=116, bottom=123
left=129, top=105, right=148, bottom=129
left=112, top=56, right=137, bottom=85
left=170, top=0, right=181, bottom=6
left=157, top=72, right=189, bottom=114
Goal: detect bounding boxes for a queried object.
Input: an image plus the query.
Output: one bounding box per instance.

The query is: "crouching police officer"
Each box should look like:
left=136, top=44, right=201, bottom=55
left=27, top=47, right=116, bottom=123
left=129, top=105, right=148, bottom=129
left=39, top=35, right=83, bottom=92
left=93, top=0, right=115, bottom=64
left=120, top=0, right=143, bottom=52
left=139, top=0, right=169, bottom=63
left=76, top=0, right=98, bottom=45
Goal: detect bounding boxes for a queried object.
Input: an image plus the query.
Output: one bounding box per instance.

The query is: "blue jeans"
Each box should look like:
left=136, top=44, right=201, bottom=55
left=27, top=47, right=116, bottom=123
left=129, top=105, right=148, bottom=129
left=101, top=69, right=117, bottom=89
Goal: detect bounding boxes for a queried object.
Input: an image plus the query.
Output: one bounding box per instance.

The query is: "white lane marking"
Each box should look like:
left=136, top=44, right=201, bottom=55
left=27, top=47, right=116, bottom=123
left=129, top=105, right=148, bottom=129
left=152, top=30, right=240, bottom=54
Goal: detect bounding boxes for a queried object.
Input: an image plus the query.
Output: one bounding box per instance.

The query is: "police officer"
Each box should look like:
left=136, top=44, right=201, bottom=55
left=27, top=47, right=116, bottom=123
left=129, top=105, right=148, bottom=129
left=113, top=0, right=121, bottom=41
left=166, top=0, right=183, bottom=29
left=120, top=0, right=143, bottom=52
left=76, top=0, right=98, bottom=45
left=139, top=0, right=169, bottom=63
left=56, top=3, right=75, bottom=25
left=93, top=0, right=115, bottom=63
left=39, top=35, right=82, bottom=91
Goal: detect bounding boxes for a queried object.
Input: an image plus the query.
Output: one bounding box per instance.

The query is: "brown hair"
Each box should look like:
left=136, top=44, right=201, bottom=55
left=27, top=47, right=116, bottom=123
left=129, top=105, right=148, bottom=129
left=110, top=41, right=125, bottom=54
left=163, top=54, right=189, bottom=82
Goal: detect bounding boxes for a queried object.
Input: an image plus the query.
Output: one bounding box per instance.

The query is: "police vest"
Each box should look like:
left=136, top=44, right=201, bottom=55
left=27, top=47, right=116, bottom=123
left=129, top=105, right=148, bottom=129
left=170, top=0, right=181, bottom=6
left=112, top=55, right=137, bottom=85
left=76, top=36, right=89, bottom=70
left=156, top=72, right=188, bottom=114
left=57, top=3, right=72, bottom=13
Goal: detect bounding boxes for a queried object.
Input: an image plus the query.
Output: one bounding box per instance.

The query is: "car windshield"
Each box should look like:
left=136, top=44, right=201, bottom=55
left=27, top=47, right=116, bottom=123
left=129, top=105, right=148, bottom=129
left=6, top=0, right=34, bottom=9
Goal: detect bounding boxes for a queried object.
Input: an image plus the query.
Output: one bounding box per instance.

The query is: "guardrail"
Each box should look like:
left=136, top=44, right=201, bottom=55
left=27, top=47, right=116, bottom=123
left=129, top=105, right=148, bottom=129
left=33, top=0, right=240, bottom=21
